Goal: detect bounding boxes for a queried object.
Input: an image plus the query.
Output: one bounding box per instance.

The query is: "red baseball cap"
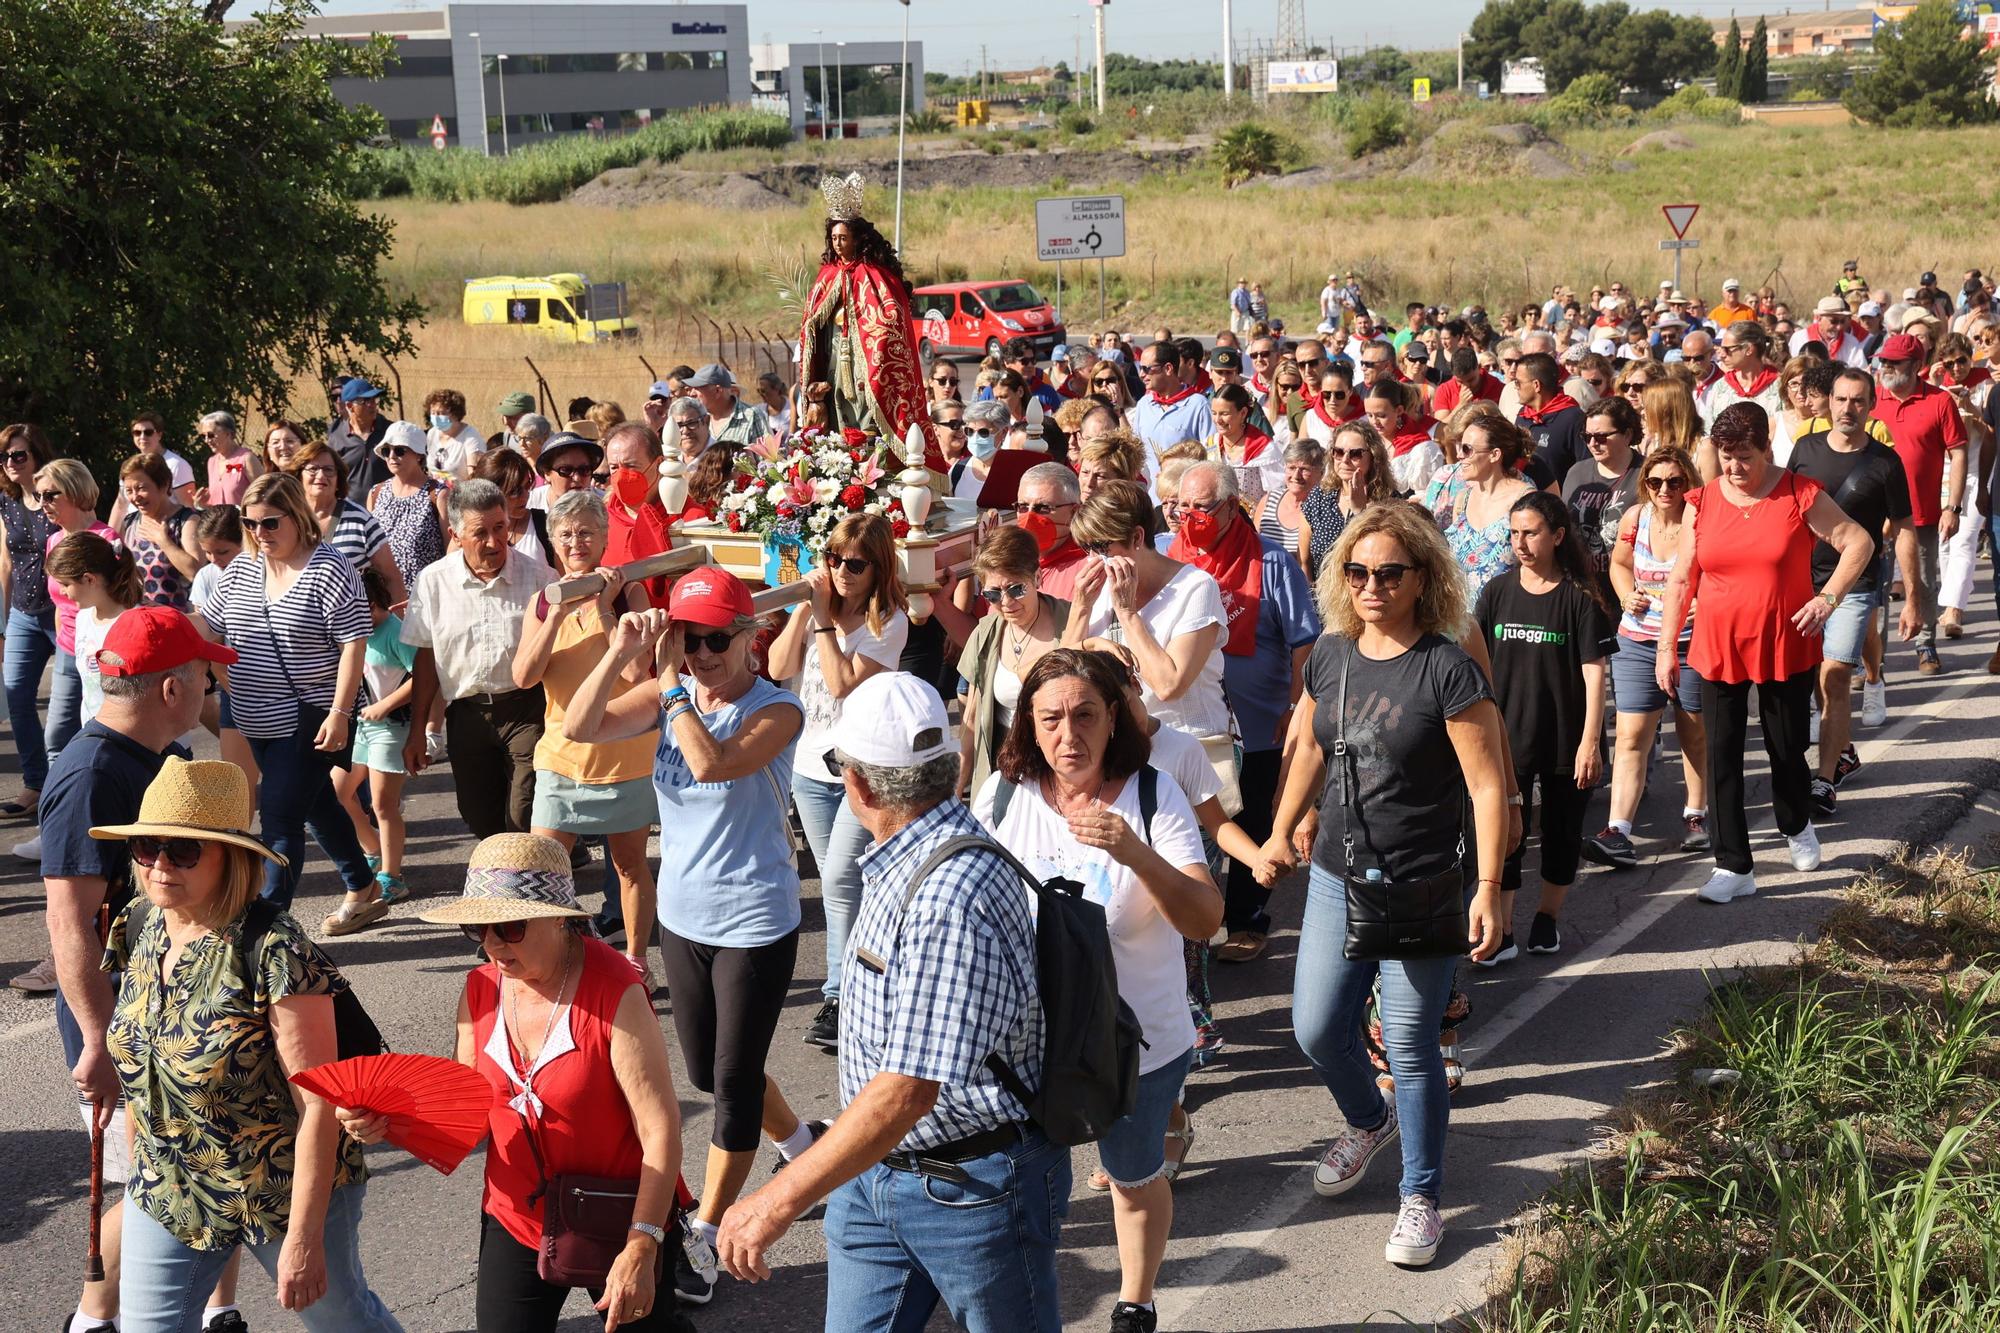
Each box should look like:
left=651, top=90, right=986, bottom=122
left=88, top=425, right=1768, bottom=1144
left=96, top=606, right=238, bottom=678
left=1876, top=333, right=1923, bottom=364
left=667, top=567, right=755, bottom=628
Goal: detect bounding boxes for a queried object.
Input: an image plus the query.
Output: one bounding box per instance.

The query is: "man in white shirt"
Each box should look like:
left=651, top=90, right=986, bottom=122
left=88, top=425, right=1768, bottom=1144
left=400, top=478, right=555, bottom=836
left=1792, top=295, right=1870, bottom=367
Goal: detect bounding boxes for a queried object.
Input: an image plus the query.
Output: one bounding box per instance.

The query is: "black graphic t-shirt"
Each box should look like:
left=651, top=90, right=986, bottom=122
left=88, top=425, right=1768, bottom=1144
left=1788, top=431, right=1911, bottom=594
left=1475, top=573, right=1616, bottom=776
left=1304, top=632, right=1492, bottom=883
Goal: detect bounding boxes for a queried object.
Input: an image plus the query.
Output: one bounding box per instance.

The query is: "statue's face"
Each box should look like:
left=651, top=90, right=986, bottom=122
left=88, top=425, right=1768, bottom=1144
left=830, top=222, right=858, bottom=262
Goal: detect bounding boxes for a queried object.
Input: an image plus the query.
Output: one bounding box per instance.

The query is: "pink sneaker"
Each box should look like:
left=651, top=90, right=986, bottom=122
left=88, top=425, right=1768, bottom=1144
left=1312, top=1100, right=1398, bottom=1197
left=1385, top=1194, right=1443, bottom=1266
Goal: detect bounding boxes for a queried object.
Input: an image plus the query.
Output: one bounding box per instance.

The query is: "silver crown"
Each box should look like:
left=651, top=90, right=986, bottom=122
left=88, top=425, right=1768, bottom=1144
left=819, top=171, right=866, bottom=222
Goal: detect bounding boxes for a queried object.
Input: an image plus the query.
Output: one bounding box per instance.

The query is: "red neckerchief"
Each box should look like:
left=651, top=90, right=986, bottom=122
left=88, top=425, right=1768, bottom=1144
left=1935, top=364, right=1992, bottom=390
left=1148, top=383, right=1202, bottom=409
left=1249, top=374, right=1271, bottom=395
left=1517, top=393, right=1578, bottom=425
left=1807, top=322, right=1852, bottom=353
left=1390, top=415, right=1439, bottom=457
left=1168, top=515, right=1262, bottom=657
left=1724, top=366, right=1780, bottom=398
left=1225, top=429, right=1274, bottom=464
left=1311, top=394, right=1361, bottom=429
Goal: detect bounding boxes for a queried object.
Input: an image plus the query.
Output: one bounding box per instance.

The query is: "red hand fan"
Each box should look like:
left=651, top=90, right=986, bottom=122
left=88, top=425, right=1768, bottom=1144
left=291, top=1053, right=493, bottom=1175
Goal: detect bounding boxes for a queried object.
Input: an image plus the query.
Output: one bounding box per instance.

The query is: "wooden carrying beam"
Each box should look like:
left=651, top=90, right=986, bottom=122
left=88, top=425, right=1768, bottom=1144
left=547, top=545, right=709, bottom=604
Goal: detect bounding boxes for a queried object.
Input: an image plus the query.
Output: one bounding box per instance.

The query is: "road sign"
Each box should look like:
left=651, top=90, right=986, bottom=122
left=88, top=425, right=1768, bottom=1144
left=1035, top=195, right=1126, bottom=263
left=430, top=113, right=448, bottom=150
left=1658, top=238, right=1700, bottom=250
left=1661, top=203, right=1699, bottom=238
left=1412, top=77, right=1431, bottom=103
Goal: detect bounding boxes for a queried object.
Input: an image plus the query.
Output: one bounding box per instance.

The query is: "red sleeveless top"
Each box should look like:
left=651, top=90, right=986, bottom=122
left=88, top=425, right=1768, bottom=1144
left=468, top=936, right=646, bottom=1249
left=1687, top=472, right=1825, bottom=685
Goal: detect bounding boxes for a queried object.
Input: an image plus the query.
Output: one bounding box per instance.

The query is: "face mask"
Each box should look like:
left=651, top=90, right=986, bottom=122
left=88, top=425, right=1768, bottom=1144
left=429, top=414, right=452, bottom=432
left=1017, top=511, right=1061, bottom=554
left=610, top=467, right=651, bottom=509
left=1180, top=506, right=1223, bottom=553
left=968, top=429, right=998, bottom=460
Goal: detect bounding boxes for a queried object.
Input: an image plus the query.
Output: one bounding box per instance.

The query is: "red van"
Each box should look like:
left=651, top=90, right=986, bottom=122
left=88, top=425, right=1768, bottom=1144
left=910, top=280, right=1067, bottom=364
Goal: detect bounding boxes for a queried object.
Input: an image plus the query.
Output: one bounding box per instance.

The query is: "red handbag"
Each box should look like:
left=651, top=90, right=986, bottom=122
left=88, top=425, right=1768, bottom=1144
left=517, top=1108, right=656, bottom=1288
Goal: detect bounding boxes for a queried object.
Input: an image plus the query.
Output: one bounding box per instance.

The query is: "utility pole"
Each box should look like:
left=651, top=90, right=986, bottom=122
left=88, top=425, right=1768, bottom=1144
left=1222, top=0, right=1234, bottom=97
left=1093, top=4, right=1106, bottom=112
left=895, top=0, right=910, bottom=252
left=496, top=53, right=509, bottom=154
left=1074, top=14, right=1082, bottom=106
left=470, top=31, right=488, bottom=156
left=1457, top=32, right=1465, bottom=91
left=980, top=44, right=988, bottom=102
left=836, top=42, right=845, bottom=135
left=815, top=29, right=825, bottom=135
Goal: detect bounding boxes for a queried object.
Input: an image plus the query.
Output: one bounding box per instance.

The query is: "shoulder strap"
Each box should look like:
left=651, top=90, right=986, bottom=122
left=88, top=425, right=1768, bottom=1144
left=992, top=777, right=1016, bottom=828
left=1138, top=766, right=1158, bottom=847
left=1335, top=640, right=1354, bottom=869
left=123, top=894, right=152, bottom=957
left=901, top=834, right=1043, bottom=920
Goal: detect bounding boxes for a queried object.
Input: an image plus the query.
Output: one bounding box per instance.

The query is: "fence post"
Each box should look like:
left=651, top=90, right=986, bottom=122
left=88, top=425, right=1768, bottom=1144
left=524, top=357, right=554, bottom=418
left=638, top=354, right=659, bottom=383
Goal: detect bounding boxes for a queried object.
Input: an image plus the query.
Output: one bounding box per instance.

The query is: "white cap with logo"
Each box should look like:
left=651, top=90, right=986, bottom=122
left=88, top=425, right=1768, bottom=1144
left=829, top=672, right=953, bottom=769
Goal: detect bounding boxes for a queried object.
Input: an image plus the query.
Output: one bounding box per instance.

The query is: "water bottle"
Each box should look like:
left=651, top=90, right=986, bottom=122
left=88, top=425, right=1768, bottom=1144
left=1364, top=867, right=1384, bottom=884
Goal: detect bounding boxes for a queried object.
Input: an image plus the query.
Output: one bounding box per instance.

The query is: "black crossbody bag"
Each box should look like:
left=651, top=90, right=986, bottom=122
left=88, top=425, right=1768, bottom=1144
left=1332, top=643, right=1470, bottom=962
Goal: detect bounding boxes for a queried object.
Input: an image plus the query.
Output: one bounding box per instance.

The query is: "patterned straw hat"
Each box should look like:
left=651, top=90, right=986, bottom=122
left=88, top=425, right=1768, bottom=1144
left=89, top=756, right=284, bottom=865
left=418, top=833, right=588, bottom=925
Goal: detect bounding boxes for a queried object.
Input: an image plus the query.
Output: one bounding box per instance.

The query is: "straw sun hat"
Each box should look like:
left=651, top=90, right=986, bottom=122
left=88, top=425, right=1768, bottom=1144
left=89, top=757, right=285, bottom=865
left=417, top=833, right=590, bottom=926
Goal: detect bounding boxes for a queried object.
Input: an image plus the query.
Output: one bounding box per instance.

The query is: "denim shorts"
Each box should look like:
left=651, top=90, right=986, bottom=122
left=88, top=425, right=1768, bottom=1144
left=1819, top=588, right=1879, bottom=667
left=530, top=770, right=655, bottom=835
left=351, top=716, right=408, bottom=774
left=1610, top=631, right=1704, bottom=715
left=1095, top=1046, right=1193, bottom=1188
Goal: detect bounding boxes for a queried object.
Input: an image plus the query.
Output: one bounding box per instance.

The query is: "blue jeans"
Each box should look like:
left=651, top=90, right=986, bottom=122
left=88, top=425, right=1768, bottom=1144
left=119, top=1185, right=403, bottom=1333
left=823, top=1130, right=1070, bottom=1333
left=1293, top=864, right=1459, bottom=1202
left=3, top=606, right=58, bottom=791
left=1096, top=1046, right=1193, bottom=1188
left=793, top=772, right=872, bottom=999
left=248, top=722, right=375, bottom=908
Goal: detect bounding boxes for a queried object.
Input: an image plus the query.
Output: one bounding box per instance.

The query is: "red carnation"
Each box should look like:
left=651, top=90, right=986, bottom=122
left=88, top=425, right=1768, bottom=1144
left=841, top=427, right=869, bottom=446
left=850, top=449, right=866, bottom=463
left=725, top=511, right=743, bottom=532
left=890, top=517, right=911, bottom=539
left=776, top=501, right=797, bottom=518
left=840, top=484, right=866, bottom=509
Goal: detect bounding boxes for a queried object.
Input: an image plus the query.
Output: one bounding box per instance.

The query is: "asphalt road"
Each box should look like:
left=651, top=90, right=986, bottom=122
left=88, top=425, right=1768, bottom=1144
left=2, top=617, right=1997, bottom=1333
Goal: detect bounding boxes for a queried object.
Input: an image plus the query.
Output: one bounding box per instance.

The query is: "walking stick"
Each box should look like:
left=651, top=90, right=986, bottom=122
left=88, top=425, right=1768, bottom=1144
left=85, top=1106, right=106, bottom=1283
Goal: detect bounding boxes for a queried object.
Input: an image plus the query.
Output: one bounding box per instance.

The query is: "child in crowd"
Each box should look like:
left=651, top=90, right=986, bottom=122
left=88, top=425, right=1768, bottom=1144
left=326, top=566, right=417, bottom=936
left=189, top=506, right=260, bottom=787
left=46, top=532, right=141, bottom=725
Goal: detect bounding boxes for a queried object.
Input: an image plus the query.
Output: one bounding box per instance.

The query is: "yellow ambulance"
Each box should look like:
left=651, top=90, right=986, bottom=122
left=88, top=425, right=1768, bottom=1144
left=461, top=275, right=638, bottom=342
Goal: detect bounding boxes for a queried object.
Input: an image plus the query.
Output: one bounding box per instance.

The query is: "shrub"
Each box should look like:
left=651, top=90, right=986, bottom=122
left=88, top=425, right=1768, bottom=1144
left=1056, top=106, right=1096, bottom=137
left=1211, top=121, right=1295, bottom=184
left=904, top=108, right=949, bottom=134
left=1542, top=71, right=1621, bottom=124
left=1345, top=93, right=1413, bottom=159
left=1645, top=84, right=1741, bottom=124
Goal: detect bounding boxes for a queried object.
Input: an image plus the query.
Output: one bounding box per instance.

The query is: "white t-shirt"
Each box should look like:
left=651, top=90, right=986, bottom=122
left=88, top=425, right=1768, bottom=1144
left=1082, top=562, right=1233, bottom=738
left=74, top=605, right=121, bottom=723
left=1389, top=437, right=1445, bottom=498
left=156, top=449, right=196, bottom=493
left=1148, top=722, right=1220, bottom=812
left=973, top=767, right=1204, bottom=1074
left=795, top=608, right=910, bottom=783
left=427, top=422, right=487, bottom=480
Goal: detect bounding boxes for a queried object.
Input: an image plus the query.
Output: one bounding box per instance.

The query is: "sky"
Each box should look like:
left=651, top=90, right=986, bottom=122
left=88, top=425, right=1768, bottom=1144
left=292, top=0, right=1815, bottom=75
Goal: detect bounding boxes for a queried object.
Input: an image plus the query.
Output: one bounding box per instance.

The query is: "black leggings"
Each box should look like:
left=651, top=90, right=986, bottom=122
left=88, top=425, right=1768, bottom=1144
left=1703, top=669, right=1815, bottom=874
left=656, top=926, right=799, bottom=1152
left=1223, top=747, right=1284, bottom=932
left=1502, top=768, right=1593, bottom=893
left=476, top=1212, right=689, bottom=1333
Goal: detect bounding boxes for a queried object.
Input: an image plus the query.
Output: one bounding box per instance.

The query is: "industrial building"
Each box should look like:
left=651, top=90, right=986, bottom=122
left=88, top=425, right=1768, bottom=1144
left=749, top=41, right=925, bottom=136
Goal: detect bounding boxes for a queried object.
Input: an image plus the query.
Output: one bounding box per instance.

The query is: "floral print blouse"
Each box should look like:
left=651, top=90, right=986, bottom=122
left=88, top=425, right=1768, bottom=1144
left=1424, top=463, right=1519, bottom=601
left=105, top=903, right=366, bottom=1251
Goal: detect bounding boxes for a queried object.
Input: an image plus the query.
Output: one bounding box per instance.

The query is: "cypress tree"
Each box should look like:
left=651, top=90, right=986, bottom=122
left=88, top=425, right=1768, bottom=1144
left=1714, top=18, right=1742, bottom=100
left=1740, top=17, right=1769, bottom=103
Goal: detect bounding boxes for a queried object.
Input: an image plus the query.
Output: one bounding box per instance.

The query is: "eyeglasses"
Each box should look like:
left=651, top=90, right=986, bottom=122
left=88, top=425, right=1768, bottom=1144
left=1277, top=380, right=1302, bottom=391
left=1645, top=474, right=1689, bottom=492
left=1499, top=357, right=1521, bottom=370
left=1248, top=349, right=1275, bottom=360
left=461, top=920, right=529, bottom=945
left=548, top=464, right=594, bottom=480
left=932, top=377, right=956, bottom=386
left=2, top=450, right=32, bottom=466
left=131, top=427, right=158, bottom=438
left=978, top=582, right=1031, bottom=604
left=129, top=836, right=206, bottom=870
left=1140, top=363, right=1173, bottom=375
left=1295, top=358, right=1324, bottom=371
left=1622, top=382, right=1650, bottom=395
left=683, top=629, right=739, bottom=655
left=1015, top=501, right=1072, bottom=516
left=1359, top=358, right=1390, bottom=370
left=1457, top=442, right=1494, bottom=459
left=1182, top=496, right=1230, bottom=516
left=591, top=473, right=611, bottom=487
left=1082, top=540, right=1118, bottom=556
left=1091, top=377, right=1121, bottom=388
left=1331, top=447, right=1371, bottom=463
left=242, top=515, right=286, bottom=533
left=383, top=446, right=414, bottom=459
left=1342, top=562, right=1412, bottom=591
left=1584, top=430, right=1627, bottom=443
left=1324, top=389, right=1350, bottom=401
left=827, top=555, right=871, bottom=575
left=300, top=464, right=335, bottom=477
left=35, top=489, right=63, bottom=504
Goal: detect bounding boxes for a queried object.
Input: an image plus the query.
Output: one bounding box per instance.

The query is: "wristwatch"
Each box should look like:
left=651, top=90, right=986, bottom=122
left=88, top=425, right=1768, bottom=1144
left=1943, top=504, right=1961, bottom=515
left=628, top=1222, right=666, bottom=1246
left=1506, top=793, right=1524, bottom=807
left=1819, top=590, right=1842, bottom=610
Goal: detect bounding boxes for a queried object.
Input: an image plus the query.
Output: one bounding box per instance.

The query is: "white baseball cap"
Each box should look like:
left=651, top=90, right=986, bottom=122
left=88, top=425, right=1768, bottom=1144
left=1722, top=277, right=1741, bottom=291
left=829, top=672, right=953, bottom=769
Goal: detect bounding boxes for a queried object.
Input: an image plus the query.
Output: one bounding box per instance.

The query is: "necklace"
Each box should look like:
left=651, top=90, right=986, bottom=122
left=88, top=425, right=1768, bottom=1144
left=1004, top=603, right=1043, bottom=668
left=507, top=936, right=578, bottom=1088
left=1046, top=772, right=1105, bottom=819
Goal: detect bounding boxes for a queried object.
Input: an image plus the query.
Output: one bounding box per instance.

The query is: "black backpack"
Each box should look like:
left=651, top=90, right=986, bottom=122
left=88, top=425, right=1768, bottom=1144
left=125, top=897, right=386, bottom=1059
left=905, top=770, right=1163, bottom=1148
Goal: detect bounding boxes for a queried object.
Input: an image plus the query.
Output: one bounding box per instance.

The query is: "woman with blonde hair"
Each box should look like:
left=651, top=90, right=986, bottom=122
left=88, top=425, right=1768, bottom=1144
left=1300, top=420, right=1394, bottom=581
left=1261, top=500, right=1509, bottom=1269
left=30, top=459, right=117, bottom=784
left=1423, top=411, right=1537, bottom=599
left=766, top=512, right=909, bottom=1049
left=1076, top=428, right=1147, bottom=499
left=1773, top=355, right=1826, bottom=458
left=1640, top=377, right=1704, bottom=463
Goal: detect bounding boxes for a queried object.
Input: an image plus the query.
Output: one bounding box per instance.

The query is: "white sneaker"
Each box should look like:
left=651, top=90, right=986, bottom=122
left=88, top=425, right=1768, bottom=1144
left=1787, top=823, right=1822, bottom=872
left=1384, top=1193, right=1444, bottom=1267
left=1313, top=1100, right=1399, bottom=1197
left=1697, top=868, right=1757, bottom=903
left=10, top=833, right=40, bottom=862
left=1861, top=681, right=1887, bottom=728
left=1808, top=702, right=1820, bottom=744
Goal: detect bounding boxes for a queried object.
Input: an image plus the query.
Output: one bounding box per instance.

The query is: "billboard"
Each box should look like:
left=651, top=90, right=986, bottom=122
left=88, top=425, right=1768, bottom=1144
left=1499, top=58, right=1547, bottom=96
left=1267, top=59, right=1340, bottom=93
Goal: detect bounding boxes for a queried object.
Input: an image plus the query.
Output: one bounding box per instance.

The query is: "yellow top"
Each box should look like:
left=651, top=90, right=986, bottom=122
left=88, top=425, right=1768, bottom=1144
left=533, top=606, right=658, bottom=785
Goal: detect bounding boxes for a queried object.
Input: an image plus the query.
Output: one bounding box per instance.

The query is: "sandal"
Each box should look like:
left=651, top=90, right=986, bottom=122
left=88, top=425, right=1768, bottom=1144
left=0, top=795, right=37, bottom=820
left=1086, top=1166, right=1111, bottom=1192
left=1162, top=1114, right=1196, bottom=1183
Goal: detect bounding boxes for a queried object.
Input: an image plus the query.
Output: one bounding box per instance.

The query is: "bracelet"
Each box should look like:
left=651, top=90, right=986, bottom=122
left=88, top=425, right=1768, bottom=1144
left=814, top=625, right=839, bottom=635
left=330, top=705, right=353, bottom=718
left=1476, top=878, right=1504, bottom=890
left=1506, top=793, right=1523, bottom=806
left=661, top=686, right=690, bottom=706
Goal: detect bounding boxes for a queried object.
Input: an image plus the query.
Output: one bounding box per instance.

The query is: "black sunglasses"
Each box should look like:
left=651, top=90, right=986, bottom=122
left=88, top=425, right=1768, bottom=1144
left=827, top=556, right=871, bottom=575
left=1343, top=561, right=1412, bottom=591
left=591, top=473, right=612, bottom=486
left=1082, top=540, right=1118, bottom=556
left=1645, top=474, right=1689, bottom=492
left=35, top=489, right=63, bottom=504
left=684, top=629, right=738, bottom=655
left=242, top=515, right=286, bottom=533
left=129, top=835, right=206, bottom=870
left=461, top=920, right=529, bottom=945
left=548, top=464, right=594, bottom=480
left=2, top=450, right=32, bottom=465
left=383, top=446, right=415, bottom=459
left=978, top=582, right=1031, bottom=604
left=1015, top=501, right=1071, bottom=516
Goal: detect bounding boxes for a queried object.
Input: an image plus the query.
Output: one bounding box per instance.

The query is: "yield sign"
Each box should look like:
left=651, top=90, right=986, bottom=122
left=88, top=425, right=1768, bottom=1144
left=1661, top=203, right=1699, bottom=238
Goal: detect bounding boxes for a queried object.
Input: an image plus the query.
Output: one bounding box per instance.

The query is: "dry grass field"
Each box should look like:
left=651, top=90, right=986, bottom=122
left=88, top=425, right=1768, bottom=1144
left=355, top=119, right=2000, bottom=428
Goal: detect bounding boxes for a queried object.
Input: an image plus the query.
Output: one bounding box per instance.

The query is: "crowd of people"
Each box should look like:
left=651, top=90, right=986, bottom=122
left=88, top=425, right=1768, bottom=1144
left=8, top=251, right=1999, bottom=1333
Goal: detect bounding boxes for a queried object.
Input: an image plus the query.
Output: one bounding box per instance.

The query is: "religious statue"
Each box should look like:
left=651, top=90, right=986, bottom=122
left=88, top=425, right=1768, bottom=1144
left=796, top=172, right=944, bottom=476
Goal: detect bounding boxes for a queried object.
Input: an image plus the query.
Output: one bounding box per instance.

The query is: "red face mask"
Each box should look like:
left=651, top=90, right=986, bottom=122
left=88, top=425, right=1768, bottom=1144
left=1179, top=506, right=1222, bottom=553
left=1016, top=510, right=1061, bottom=554
left=610, top=467, right=650, bottom=509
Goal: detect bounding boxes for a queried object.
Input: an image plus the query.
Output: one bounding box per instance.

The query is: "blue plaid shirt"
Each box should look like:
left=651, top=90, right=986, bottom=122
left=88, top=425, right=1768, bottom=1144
left=839, top=800, right=1041, bottom=1153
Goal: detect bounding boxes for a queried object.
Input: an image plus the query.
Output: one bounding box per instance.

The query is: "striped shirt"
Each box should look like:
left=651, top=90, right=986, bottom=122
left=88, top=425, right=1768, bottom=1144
left=840, top=800, right=1041, bottom=1152
left=1256, top=490, right=1299, bottom=554
left=326, top=500, right=388, bottom=575
left=202, top=544, right=370, bottom=739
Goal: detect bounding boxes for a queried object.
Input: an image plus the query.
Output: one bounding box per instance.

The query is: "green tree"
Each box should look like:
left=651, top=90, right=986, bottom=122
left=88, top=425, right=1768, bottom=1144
left=1845, top=0, right=1995, bottom=125
left=0, top=0, right=419, bottom=479
left=1714, top=18, right=1743, bottom=99
left=1521, top=0, right=1630, bottom=92
left=1463, top=0, right=1549, bottom=89
left=1740, top=17, right=1769, bottom=103
left=1606, top=10, right=1721, bottom=94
